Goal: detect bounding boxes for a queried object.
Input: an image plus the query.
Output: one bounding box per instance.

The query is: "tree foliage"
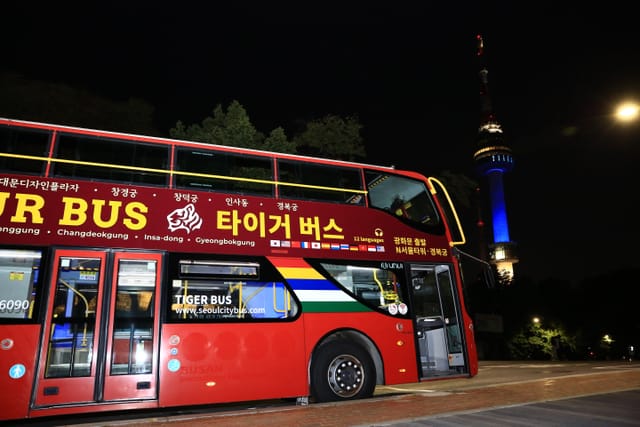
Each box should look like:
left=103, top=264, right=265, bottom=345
left=170, top=100, right=270, bottom=150
left=0, top=72, right=159, bottom=135
left=293, top=114, right=366, bottom=161
left=507, top=322, right=576, bottom=361
left=170, top=101, right=366, bottom=162
left=263, top=126, right=297, bottom=153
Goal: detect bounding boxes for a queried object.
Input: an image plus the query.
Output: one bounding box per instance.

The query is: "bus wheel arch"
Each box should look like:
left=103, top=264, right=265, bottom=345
left=310, top=330, right=381, bottom=402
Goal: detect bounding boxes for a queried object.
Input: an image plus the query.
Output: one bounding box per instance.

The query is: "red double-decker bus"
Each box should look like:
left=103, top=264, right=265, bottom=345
left=0, top=117, right=482, bottom=421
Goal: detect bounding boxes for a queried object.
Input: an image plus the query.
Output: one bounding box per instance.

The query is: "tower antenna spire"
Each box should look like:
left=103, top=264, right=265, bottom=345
left=477, top=34, right=495, bottom=124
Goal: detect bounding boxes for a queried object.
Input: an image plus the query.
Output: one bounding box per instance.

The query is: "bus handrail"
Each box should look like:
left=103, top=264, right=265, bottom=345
left=427, top=176, right=466, bottom=246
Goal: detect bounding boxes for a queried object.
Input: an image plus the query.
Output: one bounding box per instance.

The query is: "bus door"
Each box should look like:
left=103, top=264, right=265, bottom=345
left=409, top=264, right=466, bottom=378
left=34, top=249, right=162, bottom=408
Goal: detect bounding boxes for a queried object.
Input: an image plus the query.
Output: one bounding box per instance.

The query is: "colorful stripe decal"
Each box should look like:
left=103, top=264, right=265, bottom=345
left=303, top=301, right=370, bottom=313
left=277, top=267, right=325, bottom=280
left=295, top=289, right=354, bottom=301
left=285, top=278, right=338, bottom=291
left=268, top=256, right=371, bottom=313
left=268, top=257, right=310, bottom=268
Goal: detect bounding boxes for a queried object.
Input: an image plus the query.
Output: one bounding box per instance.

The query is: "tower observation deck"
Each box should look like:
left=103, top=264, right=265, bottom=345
left=473, top=34, right=518, bottom=279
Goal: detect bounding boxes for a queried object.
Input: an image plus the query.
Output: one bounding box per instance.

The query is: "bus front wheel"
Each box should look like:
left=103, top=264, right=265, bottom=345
left=310, top=340, right=376, bottom=402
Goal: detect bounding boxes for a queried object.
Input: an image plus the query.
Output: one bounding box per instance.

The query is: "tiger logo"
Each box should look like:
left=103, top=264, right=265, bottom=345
left=167, top=203, right=203, bottom=233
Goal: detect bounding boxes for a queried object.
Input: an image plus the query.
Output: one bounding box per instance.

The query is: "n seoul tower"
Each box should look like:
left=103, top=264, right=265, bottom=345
left=473, top=34, right=518, bottom=280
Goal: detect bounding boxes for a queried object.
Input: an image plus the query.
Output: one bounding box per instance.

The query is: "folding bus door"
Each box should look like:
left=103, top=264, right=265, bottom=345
left=34, top=249, right=162, bottom=408
left=102, top=251, right=162, bottom=400
left=410, top=264, right=466, bottom=378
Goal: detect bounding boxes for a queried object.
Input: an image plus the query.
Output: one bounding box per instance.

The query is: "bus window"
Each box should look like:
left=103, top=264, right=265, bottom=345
left=366, top=170, right=443, bottom=232
left=168, top=257, right=298, bottom=321
left=174, top=148, right=273, bottom=196
left=0, top=125, right=50, bottom=175
left=53, top=134, right=169, bottom=186
left=111, top=259, right=156, bottom=375
left=277, top=159, right=365, bottom=204
left=315, top=261, right=408, bottom=314
left=46, top=257, right=101, bottom=378
left=0, top=249, right=43, bottom=321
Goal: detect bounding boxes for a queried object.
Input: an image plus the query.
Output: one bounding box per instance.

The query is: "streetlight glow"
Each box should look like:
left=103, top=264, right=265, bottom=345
left=615, top=101, right=639, bottom=123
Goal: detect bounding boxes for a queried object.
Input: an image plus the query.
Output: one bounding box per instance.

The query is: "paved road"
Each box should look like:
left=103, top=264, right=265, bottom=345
left=371, top=389, right=640, bottom=426
left=19, top=361, right=640, bottom=426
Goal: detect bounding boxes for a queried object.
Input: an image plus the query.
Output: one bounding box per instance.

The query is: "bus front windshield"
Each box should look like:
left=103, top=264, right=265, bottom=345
left=365, top=171, right=442, bottom=232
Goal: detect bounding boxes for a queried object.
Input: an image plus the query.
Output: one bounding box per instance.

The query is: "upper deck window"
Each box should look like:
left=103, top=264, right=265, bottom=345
left=277, top=160, right=365, bottom=204
left=0, top=125, right=50, bottom=175
left=53, top=134, right=169, bottom=186
left=174, top=148, right=273, bottom=196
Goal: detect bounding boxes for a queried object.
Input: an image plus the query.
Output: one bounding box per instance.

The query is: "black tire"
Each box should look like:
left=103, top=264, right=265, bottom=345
left=310, top=340, right=376, bottom=403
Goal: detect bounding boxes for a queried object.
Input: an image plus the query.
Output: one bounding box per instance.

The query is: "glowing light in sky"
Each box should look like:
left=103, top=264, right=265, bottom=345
left=615, top=101, right=639, bottom=123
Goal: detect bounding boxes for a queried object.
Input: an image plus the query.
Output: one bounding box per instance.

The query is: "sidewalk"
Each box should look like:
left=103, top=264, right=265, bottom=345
left=69, top=363, right=640, bottom=427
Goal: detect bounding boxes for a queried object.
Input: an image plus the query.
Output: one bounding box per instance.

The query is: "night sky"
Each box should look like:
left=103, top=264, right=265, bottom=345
left=2, top=3, right=639, bottom=283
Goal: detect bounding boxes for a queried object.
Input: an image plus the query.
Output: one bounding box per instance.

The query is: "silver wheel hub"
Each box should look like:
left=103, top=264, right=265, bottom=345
left=327, top=354, right=364, bottom=398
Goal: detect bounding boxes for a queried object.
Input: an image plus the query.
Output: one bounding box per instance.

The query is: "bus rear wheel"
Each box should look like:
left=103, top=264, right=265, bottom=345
left=310, top=340, right=376, bottom=402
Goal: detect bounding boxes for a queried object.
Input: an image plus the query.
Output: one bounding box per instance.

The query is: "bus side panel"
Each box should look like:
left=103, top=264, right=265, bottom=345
left=0, top=324, right=41, bottom=420
left=158, top=321, right=308, bottom=407
left=302, top=312, right=419, bottom=385
left=462, top=308, right=479, bottom=376
left=267, top=256, right=419, bottom=385
left=453, top=264, right=478, bottom=377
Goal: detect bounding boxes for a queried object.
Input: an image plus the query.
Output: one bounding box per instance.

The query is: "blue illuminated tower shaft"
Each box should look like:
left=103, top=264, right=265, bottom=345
left=487, top=170, right=510, bottom=243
